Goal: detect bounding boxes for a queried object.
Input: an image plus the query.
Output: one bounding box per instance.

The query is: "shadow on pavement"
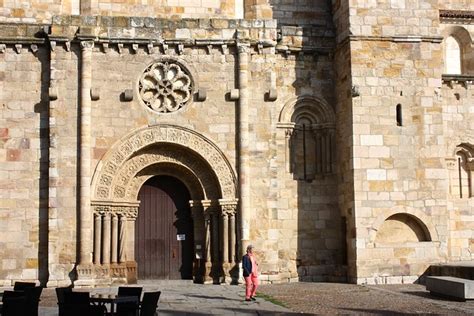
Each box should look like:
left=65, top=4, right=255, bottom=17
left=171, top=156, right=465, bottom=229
left=158, top=308, right=311, bottom=315
left=339, top=307, right=427, bottom=315
left=401, top=291, right=466, bottom=302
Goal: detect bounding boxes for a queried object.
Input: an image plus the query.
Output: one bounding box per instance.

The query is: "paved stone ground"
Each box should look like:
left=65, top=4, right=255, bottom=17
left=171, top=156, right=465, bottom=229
left=258, top=282, right=474, bottom=315
left=34, top=280, right=290, bottom=315
left=3, top=281, right=474, bottom=315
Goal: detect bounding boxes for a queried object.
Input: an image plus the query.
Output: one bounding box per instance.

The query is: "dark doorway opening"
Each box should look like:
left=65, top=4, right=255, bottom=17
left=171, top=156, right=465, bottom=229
left=136, top=175, right=194, bottom=280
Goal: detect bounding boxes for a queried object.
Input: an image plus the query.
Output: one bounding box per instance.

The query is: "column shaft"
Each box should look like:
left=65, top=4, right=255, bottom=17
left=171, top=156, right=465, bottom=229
left=222, top=213, right=229, bottom=263
left=118, top=215, right=127, bottom=263
left=229, top=213, right=236, bottom=263
left=211, top=212, right=219, bottom=263
left=79, top=41, right=94, bottom=264
left=93, top=213, right=101, bottom=265
left=238, top=43, right=251, bottom=255
left=102, top=213, right=111, bottom=264
left=111, top=214, right=118, bottom=263
left=204, top=213, right=211, bottom=263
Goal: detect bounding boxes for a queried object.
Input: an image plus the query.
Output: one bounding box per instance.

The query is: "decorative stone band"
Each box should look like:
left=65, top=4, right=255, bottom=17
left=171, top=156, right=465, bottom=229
left=91, top=200, right=140, bottom=219
left=440, top=10, right=474, bottom=24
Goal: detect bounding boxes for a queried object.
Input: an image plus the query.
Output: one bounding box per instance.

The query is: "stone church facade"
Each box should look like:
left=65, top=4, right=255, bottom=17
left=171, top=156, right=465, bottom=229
left=0, top=1, right=473, bottom=287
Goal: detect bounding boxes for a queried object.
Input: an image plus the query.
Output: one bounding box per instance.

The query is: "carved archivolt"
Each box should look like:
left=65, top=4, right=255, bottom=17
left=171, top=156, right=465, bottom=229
left=138, top=58, right=194, bottom=113
left=119, top=151, right=219, bottom=200
left=92, top=125, right=237, bottom=202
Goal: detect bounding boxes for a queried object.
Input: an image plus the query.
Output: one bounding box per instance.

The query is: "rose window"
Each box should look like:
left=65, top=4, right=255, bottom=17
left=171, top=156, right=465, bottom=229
left=138, top=60, right=194, bottom=113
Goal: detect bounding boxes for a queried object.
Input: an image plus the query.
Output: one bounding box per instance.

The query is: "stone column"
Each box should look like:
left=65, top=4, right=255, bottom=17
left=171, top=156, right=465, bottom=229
left=79, top=40, right=94, bottom=265
left=93, top=212, right=102, bottom=265
left=221, top=211, right=229, bottom=263
left=238, top=42, right=251, bottom=255
left=111, top=213, right=118, bottom=264
left=211, top=212, right=219, bottom=263
left=118, top=214, right=127, bottom=263
left=220, top=200, right=238, bottom=264
left=102, top=213, right=111, bottom=264
left=229, top=211, right=236, bottom=263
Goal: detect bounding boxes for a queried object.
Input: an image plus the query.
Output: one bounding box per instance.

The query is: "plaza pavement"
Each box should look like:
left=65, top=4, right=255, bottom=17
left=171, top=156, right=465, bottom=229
left=36, top=280, right=291, bottom=316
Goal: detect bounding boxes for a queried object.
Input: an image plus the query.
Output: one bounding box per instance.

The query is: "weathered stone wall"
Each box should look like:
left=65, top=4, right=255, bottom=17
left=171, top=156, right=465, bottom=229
left=269, top=0, right=331, bottom=26
left=81, top=0, right=238, bottom=19
left=0, top=42, right=49, bottom=285
left=0, top=0, right=78, bottom=23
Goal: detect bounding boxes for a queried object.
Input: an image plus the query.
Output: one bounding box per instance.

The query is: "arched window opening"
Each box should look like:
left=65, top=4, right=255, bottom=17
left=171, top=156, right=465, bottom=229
left=279, top=96, right=336, bottom=182
left=396, top=104, right=402, bottom=126
left=448, top=144, right=474, bottom=199
left=445, top=36, right=462, bottom=75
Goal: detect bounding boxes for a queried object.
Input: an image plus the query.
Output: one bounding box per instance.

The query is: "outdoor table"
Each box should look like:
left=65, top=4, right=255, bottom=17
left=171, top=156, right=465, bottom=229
left=90, top=294, right=139, bottom=315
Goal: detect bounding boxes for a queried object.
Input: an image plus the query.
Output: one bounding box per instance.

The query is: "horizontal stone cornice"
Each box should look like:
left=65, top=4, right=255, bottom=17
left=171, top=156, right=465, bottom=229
left=349, top=35, right=443, bottom=43
left=440, top=10, right=474, bottom=24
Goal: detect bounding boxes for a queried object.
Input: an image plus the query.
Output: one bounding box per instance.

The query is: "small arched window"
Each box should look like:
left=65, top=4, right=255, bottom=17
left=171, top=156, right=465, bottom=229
left=445, top=36, right=462, bottom=74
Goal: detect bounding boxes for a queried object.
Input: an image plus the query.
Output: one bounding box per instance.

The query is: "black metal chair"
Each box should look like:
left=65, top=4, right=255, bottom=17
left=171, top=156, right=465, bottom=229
left=13, top=281, right=36, bottom=291
left=24, top=286, right=43, bottom=316
left=117, top=287, right=142, bottom=316
left=140, top=291, right=161, bottom=316
left=63, top=291, right=105, bottom=316
left=56, top=287, right=73, bottom=316
left=1, top=290, right=27, bottom=316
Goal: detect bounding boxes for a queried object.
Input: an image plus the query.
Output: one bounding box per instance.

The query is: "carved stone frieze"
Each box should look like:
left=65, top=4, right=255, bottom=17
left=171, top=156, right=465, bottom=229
left=93, top=204, right=139, bottom=219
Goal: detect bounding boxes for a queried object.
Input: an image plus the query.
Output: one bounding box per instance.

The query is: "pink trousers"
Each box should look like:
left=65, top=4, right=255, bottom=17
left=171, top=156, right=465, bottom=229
left=244, top=274, right=258, bottom=299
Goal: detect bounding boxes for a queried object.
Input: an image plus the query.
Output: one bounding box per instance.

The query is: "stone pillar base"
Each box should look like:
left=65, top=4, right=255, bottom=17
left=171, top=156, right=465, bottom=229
left=74, top=262, right=137, bottom=287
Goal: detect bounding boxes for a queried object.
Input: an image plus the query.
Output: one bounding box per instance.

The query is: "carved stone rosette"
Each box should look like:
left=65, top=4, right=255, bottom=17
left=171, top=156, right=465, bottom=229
left=138, top=58, right=194, bottom=113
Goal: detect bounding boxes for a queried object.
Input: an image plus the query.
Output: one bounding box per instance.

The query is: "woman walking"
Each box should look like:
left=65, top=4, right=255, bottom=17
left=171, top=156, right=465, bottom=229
left=242, top=244, right=258, bottom=302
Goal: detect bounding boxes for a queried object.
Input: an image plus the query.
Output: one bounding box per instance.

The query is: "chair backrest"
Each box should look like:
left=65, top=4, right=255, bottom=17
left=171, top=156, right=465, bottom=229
left=118, top=286, right=143, bottom=299
left=56, top=287, right=73, bottom=304
left=2, top=290, right=27, bottom=316
left=13, top=281, right=36, bottom=291
left=140, top=291, right=161, bottom=316
left=24, top=286, right=43, bottom=316
left=64, top=291, right=90, bottom=306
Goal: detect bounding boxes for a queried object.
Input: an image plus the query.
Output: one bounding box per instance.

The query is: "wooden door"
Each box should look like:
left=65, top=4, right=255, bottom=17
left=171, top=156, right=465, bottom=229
left=135, top=176, right=194, bottom=279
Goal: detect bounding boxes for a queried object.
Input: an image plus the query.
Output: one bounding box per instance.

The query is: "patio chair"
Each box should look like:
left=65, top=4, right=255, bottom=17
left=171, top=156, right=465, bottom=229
left=63, top=291, right=105, bottom=316
left=117, top=287, right=143, bottom=316
left=1, top=290, right=27, bottom=316
left=140, top=291, right=161, bottom=316
left=24, top=286, right=43, bottom=316
left=13, top=281, right=36, bottom=291
left=56, top=287, right=73, bottom=316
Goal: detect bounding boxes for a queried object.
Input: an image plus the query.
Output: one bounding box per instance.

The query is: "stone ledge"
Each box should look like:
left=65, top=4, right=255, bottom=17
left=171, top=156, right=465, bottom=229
left=442, top=74, right=474, bottom=88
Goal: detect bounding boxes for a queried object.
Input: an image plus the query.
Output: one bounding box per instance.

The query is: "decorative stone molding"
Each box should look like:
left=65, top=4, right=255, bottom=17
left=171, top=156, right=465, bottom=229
left=92, top=125, right=237, bottom=202
left=14, top=44, right=22, bottom=54
left=137, top=58, right=194, bottom=114
left=123, top=89, right=134, bottom=101
left=80, top=40, right=94, bottom=51
left=229, top=89, right=240, bottom=101
left=196, top=89, right=207, bottom=101
left=90, top=88, right=100, bottom=101
left=0, top=44, right=5, bottom=53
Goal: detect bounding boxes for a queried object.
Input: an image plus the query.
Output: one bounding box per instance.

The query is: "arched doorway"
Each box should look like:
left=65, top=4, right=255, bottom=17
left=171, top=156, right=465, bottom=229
left=135, top=175, right=194, bottom=279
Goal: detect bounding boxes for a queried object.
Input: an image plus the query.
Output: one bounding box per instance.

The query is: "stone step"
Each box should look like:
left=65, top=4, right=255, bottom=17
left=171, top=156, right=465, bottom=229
left=428, top=261, right=474, bottom=280
left=426, top=276, right=474, bottom=300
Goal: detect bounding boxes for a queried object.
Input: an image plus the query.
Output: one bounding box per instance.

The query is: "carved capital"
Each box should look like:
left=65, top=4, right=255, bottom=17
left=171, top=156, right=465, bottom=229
left=237, top=43, right=250, bottom=54
left=80, top=41, right=94, bottom=51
